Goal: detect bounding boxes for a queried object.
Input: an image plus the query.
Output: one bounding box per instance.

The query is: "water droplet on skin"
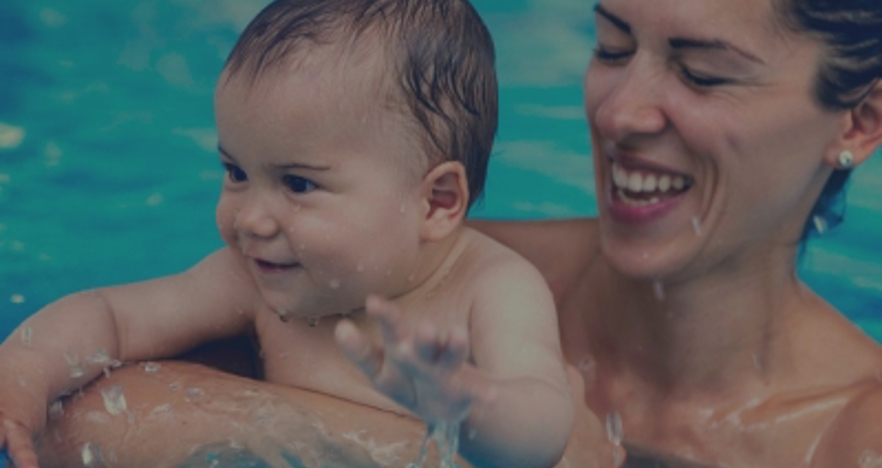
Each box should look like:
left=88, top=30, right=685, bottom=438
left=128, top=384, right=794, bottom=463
left=294, top=204, right=302, bottom=211
left=400, top=203, right=406, bottom=214
left=308, top=316, right=321, bottom=327
left=101, top=385, right=127, bottom=415
left=70, top=367, right=85, bottom=379
left=169, top=382, right=181, bottom=392
left=408, top=273, right=416, bottom=282
left=356, top=263, right=365, bottom=273
left=692, top=216, right=703, bottom=236
left=185, top=387, right=205, bottom=400
left=605, top=411, right=623, bottom=446
left=329, top=279, right=341, bottom=289
left=86, top=349, right=110, bottom=365
left=144, top=362, right=161, bottom=373
left=652, top=281, right=665, bottom=301
left=81, top=442, right=101, bottom=467
left=578, top=357, right=597, bottom=389
left=813, top=215, right=827, bottom=235
left=753, top=354, right=761, bottom=369
left=48, top=400, right=64, bottom=420
left=20, top=326, right=32, bottom=345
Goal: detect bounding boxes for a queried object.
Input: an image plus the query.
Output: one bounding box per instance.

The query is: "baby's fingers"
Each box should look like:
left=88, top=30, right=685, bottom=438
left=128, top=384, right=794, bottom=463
left=335, top=319, right=383, bottom=379
left=413, top=324, right=468, bottom=371
left=3, top=419, right=38, bottom=468
left=365, top=295, right=406, bottom=347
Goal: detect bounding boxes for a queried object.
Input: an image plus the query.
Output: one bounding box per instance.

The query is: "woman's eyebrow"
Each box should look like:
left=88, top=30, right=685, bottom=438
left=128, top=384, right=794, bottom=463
left=594, top=4, right=631, bottom=34
left=669, top=38, right=766, bottom=65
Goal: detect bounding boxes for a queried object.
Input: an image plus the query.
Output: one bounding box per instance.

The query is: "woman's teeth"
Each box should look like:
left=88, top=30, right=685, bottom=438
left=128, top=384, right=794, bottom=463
left=612, top=161, right=691, bottom=206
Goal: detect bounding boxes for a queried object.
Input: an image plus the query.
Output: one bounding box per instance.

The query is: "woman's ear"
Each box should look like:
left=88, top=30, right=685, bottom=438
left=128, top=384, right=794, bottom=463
left=830, top=80, right=882, bottom=167
left=418, top=161, right=469, bottom=242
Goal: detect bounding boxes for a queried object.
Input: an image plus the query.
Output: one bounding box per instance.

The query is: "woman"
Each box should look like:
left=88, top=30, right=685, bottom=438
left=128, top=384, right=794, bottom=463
left=35, top=0, right=882, bottom=466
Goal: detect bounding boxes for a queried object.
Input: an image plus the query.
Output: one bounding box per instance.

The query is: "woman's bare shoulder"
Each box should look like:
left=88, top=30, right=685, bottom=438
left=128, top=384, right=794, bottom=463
left=810, top=377, right=882, bottom=467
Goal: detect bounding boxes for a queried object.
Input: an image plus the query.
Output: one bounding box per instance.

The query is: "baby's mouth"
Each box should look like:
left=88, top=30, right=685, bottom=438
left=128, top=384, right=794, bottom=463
left=255, top=259, right=300, bottom=272
left=611, top=160, right=694, bottom=207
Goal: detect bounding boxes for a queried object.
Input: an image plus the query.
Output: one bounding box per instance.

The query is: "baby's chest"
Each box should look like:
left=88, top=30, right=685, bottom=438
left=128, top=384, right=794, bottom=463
left=254, top=312, right=405, bottom=413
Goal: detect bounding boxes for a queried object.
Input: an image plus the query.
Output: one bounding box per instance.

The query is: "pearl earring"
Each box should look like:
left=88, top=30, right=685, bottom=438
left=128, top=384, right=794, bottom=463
left=837, top=150, right=854, bottom=169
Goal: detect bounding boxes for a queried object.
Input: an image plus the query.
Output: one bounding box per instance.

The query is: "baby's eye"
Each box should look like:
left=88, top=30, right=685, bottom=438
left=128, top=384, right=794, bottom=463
left=223, top=163, right=247, bottom=183
left=282, top=175, right=317, bottom=194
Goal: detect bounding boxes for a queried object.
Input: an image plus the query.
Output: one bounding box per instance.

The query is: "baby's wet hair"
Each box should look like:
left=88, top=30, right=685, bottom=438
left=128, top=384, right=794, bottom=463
left=224, top=0, right=498, bottom=210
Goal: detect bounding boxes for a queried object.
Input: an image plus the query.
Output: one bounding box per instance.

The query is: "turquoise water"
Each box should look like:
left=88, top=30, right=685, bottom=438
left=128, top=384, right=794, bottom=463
left=0, top=0, right=880, bottom=342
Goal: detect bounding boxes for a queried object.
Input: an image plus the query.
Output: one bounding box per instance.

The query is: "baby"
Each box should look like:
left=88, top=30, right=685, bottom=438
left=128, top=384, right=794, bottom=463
left=0, top=1, right=573, bottom=467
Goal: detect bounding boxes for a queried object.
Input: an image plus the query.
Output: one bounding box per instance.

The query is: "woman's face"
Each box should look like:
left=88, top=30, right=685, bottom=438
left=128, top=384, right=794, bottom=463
left=584, top=0, right=846, bottom=281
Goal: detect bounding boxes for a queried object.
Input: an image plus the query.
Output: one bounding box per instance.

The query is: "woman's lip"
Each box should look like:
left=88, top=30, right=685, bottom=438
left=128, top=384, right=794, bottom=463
left=605, top=183, right=688, bottom=224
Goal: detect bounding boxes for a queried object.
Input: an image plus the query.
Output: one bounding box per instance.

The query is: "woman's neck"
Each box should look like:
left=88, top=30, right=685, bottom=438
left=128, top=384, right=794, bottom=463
left=587, top=243, right=809, bottom=400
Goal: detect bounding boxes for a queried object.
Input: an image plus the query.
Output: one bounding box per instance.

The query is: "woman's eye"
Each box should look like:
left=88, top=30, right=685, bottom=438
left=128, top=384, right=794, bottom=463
left=679, top=66, right=730, bottom=88
left=283, top=175, right=317, bottom=194
left=593, top=45, right=633, bottom=63
left=223, top=163, right=247, bottom=183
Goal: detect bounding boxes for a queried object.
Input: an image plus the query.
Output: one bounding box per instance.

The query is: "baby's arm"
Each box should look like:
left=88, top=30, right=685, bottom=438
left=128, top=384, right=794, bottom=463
left=0, top=248, right=257, bottom=468
left=336, top=260, right=573, bottom=468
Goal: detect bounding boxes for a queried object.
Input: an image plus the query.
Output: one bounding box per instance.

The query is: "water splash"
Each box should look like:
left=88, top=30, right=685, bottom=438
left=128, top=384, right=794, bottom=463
left=81, top=442, right=101, bottom=467
left=100, top=385, right=127, bottom=415
left=48, top=400, right=64, bottom=420
left=859, top=450, right=882, bottom=467
left=813, top=215, right=827, bottom=235
left=692, top=216, right=703, bottom=236
left=605, top=411, right=623, bottom=446
left=20, top=326, right=32, bottom=345
left=64, top=352, right=85, bottom=379
left=407, top=421, right=461, bottom=468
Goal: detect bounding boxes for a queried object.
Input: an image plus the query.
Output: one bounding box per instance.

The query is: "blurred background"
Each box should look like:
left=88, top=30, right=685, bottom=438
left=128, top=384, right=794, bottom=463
left=1, top=0, right=880, bottom=340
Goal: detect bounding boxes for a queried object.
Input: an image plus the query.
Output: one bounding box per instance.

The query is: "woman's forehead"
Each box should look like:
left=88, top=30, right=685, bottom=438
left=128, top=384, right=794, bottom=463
left=595, top=0, right=780, bottom=36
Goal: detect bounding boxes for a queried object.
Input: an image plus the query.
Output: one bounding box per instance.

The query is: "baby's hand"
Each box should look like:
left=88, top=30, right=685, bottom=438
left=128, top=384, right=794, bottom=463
left=0, top=415, right=38, bottom=468
left=335, top=295, right=495, bottom=424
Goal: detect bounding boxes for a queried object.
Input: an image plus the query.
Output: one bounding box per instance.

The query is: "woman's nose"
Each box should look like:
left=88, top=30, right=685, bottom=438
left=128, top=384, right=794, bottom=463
left=591, top=58, right=667, bottom=143
left=235, top=194, right=280, bottom=239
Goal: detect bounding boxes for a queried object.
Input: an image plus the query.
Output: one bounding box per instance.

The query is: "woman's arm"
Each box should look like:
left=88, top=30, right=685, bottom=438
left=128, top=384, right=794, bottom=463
left=37, top=361, right=620, bottom=467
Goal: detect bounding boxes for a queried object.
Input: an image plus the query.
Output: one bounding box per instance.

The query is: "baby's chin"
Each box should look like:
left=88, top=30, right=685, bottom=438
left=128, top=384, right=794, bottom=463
left=262, top=294, right=364, bottom=324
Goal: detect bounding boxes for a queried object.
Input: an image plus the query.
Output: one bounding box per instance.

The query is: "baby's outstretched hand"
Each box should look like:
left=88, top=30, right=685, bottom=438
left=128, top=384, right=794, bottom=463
left=0, top=415, right=38, bottom=468
left=335, top=295, right=495, bottom=424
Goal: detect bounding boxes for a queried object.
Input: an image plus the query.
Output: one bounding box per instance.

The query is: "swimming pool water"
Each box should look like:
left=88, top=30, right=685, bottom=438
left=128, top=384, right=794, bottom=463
left=1, top=0, right=881, bottom=341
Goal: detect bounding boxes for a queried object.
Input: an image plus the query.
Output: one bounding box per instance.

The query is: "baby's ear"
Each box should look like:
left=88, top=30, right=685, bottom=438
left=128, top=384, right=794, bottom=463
left=831, top=80, right=882, bottom=167
left=419, top=161, right=469, bottom=242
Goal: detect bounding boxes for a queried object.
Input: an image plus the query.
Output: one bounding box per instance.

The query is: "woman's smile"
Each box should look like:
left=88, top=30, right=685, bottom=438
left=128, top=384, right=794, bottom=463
left=607, top=156, right=694, bottom=224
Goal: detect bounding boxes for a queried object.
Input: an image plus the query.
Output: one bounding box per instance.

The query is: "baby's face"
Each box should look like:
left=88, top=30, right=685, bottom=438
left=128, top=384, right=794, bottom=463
left=214, top=48, right=428, bottom=320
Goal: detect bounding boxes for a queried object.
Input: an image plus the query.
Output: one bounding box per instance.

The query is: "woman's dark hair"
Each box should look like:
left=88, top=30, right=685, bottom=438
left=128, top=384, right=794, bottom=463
left=774, top=0, right=882, bottom=242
